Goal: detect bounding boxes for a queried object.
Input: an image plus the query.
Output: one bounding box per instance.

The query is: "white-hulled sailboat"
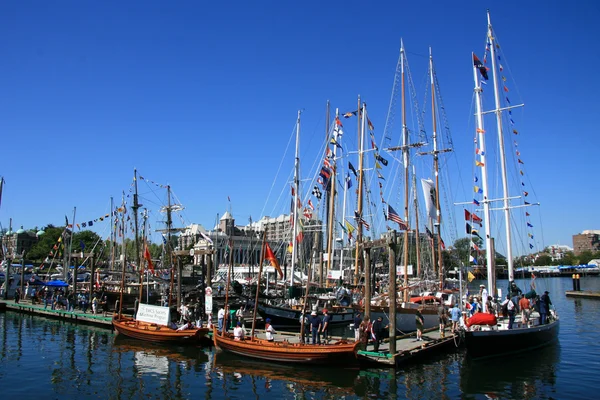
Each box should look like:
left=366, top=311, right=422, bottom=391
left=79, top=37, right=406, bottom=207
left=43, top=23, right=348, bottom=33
left=462, top=10, right=559, bottom=359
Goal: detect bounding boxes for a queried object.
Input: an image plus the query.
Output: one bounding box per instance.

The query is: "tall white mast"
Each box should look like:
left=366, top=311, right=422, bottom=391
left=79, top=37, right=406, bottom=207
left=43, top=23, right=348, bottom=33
left=487, top=10, right=514, bottom=281
left=472, top=53, right=494, bottom=295
left=290, top=110, right=301, bottom=286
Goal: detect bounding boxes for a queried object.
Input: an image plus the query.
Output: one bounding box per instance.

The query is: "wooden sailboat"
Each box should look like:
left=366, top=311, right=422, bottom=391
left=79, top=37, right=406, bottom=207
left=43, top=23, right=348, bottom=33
left=112, top=169, right=208, bottom=343
left=214, top=112, right=361, bottom=365
left=462, top=11, right=559, bottom=358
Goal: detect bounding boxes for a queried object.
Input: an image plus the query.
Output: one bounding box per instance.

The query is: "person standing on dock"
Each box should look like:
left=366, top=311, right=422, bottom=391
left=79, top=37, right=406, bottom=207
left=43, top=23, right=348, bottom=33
left=372, top=316, right=385, bottom=351
left=353, top=312, right=362, bottom=341
left=450, top=304, right=461, bottom=333
left=416, top=308, right=424, bottom=341
left=309, top=311, right=321, bottom=345
left=320, top=309, right=331, bottom=344
left=438, top=304, right=448, bottom=338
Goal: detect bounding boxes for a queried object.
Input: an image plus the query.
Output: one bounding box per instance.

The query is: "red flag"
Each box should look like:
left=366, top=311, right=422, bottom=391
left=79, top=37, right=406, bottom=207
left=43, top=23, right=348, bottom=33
left=264, top=242, right=283, bottom=278
left=464, top=209, right=483, bottom=226
left=144, top=244, right=155, bottom=274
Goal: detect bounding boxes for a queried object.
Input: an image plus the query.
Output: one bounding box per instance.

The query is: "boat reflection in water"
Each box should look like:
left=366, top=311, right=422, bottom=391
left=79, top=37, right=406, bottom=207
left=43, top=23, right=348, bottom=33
left=112, top=336, right=210, bottom=375
left=460, top=344, right=560, bottom=399
left=212, top=351, right=360, bottom=397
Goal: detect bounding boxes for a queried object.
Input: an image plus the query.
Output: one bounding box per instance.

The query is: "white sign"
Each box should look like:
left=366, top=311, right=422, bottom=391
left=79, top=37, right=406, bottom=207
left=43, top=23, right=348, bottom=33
left=396, top=264, right=413, bottom=277
left=327, top=270, right=342, bottom=280
left=136, top=304, right=170, bottom=326
left=205, top=287, right=213, bottom=315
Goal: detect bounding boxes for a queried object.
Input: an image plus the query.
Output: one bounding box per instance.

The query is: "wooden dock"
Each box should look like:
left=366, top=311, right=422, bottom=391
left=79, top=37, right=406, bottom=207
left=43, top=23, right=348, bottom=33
left=0, top=299, right=115, bottom=328
left=357, top=326, right=459, bottom=367
left=565, top=291, right=600, bottom=299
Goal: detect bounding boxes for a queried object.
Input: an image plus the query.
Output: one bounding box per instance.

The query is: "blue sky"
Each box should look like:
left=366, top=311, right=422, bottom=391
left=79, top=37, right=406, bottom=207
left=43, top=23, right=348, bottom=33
left=1, top=1, right=598, bottom=255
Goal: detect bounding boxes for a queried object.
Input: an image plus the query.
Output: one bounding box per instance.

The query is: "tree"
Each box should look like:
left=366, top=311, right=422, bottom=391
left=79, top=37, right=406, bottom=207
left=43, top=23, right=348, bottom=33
left=533, top=254, right=552, bottom=266
left=72, top=230, right=103, bottom=256
left=452, top=236, right=483, bottom=265
left=26, top=225, right=64, bottom=261
left=577, top=250, right=594, bottom=265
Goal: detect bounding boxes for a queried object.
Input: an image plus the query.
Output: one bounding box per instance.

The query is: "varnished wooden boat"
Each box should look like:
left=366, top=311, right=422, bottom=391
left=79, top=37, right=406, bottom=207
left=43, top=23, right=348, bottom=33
left=212, top=326, right=361, bottom=364
left=112, top=314, right=208, bottom=343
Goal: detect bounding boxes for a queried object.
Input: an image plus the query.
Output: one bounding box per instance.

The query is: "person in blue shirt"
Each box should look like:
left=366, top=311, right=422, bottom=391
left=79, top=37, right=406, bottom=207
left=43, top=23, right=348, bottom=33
left=450, top=304, right=461, bottom=333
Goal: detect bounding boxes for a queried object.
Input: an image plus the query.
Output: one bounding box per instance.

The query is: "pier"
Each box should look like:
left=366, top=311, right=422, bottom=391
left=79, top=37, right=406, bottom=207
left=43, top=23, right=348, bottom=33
left=357, top=326, right=459, bottom=367
left=0, top=299, right=115, bottom=328
left=565, top=291, right=600, bottom=299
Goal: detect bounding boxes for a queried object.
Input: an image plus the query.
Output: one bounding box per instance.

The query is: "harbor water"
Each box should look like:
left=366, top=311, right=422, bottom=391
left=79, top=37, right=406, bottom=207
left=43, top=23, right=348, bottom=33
left=1, top=276, right=599, bottom=399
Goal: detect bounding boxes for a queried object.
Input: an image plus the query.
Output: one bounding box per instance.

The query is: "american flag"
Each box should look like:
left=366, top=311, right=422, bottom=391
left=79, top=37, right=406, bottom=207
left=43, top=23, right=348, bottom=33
left=387, top=205, right=408, bottom=230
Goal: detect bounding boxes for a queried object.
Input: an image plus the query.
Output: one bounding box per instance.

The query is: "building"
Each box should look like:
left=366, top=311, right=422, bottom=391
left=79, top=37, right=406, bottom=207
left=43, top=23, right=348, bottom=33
left=546, top=244, right=574, bottom=261
left=1, top=226, right=40, bottom=259
left=183, top=211, right=321, bottom=271
left=572, top=230, right=600, bottom=255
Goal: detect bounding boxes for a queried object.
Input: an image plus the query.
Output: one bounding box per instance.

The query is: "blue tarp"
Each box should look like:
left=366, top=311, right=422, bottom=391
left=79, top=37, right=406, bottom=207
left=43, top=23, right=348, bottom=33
left=44, top=280, right=69, bottom=287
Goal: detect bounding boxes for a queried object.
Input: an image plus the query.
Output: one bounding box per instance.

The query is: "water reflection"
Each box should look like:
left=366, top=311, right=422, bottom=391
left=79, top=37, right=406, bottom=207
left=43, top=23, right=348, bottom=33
left=212, top=351, right=360, bottom=398
left=460, top=344, right=560, bottom=399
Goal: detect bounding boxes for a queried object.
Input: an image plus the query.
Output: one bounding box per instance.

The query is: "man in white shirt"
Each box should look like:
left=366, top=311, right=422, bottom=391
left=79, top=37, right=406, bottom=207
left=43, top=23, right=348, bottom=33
left=265, top=318, right=275, bottom=342
left=501, top=294, right=516, bottom=329
left=233, top=322, right=244, bottom=340
left=218, top=307, right=226, bottom=332
left=479, top=285, right=489, bottom=313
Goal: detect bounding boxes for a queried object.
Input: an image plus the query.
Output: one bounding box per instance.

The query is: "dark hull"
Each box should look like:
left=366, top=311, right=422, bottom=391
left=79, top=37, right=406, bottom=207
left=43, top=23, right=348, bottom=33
left=256, top=302, right=354, bottom=329
left=213, top=327, right=360, bottom=365
left=464, top=318, right=560, bottom=359
left=112, top=315, right=208, bottom=343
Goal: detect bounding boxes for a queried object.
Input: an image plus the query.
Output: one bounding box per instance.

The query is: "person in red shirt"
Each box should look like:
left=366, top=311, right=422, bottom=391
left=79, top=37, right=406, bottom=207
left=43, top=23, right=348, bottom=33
left=518, top=294, right=531, bottom=324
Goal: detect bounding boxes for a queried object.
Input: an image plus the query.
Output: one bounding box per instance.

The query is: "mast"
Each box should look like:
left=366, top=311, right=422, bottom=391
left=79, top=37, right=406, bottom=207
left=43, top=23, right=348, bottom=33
left=290, top=110, right=301, bottom=288
left=222, top=238, right=233, bottom=337
left=109, top=197, right=114, bottom=271
left=412, top=167, right=422, bottom=277
left=472, top=52, right=494, bottom=295
left=429, top=48, right=444, bottom=291
left=401, top=40, right=410, bottom=303
left=326, top=109, right=340, bottom=287
left=321, top=101, right=330, bottom=287
left=353, top=96, right=364, bottom=285
left=250, top=231, right=267, bottom=339
left=488, top=10, right=514, bottom=280
left=118, top=192, right=126, bottom=317
left=339, top=162, right=349, bottom=281
left=132, top=169, right=142, bottom=302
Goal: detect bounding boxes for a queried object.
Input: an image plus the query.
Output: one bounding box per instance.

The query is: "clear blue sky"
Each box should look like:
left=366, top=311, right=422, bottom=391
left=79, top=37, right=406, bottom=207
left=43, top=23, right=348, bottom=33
left=1, top=1, right=598, bottom=254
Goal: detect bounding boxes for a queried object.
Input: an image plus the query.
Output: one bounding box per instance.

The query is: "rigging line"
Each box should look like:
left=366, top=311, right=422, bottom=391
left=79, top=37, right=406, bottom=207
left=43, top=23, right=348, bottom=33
left=258, top=119, right=298, bottom=221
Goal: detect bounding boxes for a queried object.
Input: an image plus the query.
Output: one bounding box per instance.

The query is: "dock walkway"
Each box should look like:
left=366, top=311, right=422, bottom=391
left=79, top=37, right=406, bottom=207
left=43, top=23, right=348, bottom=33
left=357, top=327, right=460, bottom=367
left=565, top=291, right=600, bottom=299
left=0, top=299, right=115, bottom=328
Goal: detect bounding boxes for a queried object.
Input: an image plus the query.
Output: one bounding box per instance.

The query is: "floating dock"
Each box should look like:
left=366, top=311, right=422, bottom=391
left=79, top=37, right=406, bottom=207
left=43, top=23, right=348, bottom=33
left=0, top=299, right=115, bottom=328
left=565, top=291, right=600, bottom=299
left=357, top=326, right=459, bottom=367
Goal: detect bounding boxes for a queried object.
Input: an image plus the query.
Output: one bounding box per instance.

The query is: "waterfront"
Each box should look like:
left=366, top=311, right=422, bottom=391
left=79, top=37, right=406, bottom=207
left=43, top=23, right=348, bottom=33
left=1, top=276, right=599, bottom=399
